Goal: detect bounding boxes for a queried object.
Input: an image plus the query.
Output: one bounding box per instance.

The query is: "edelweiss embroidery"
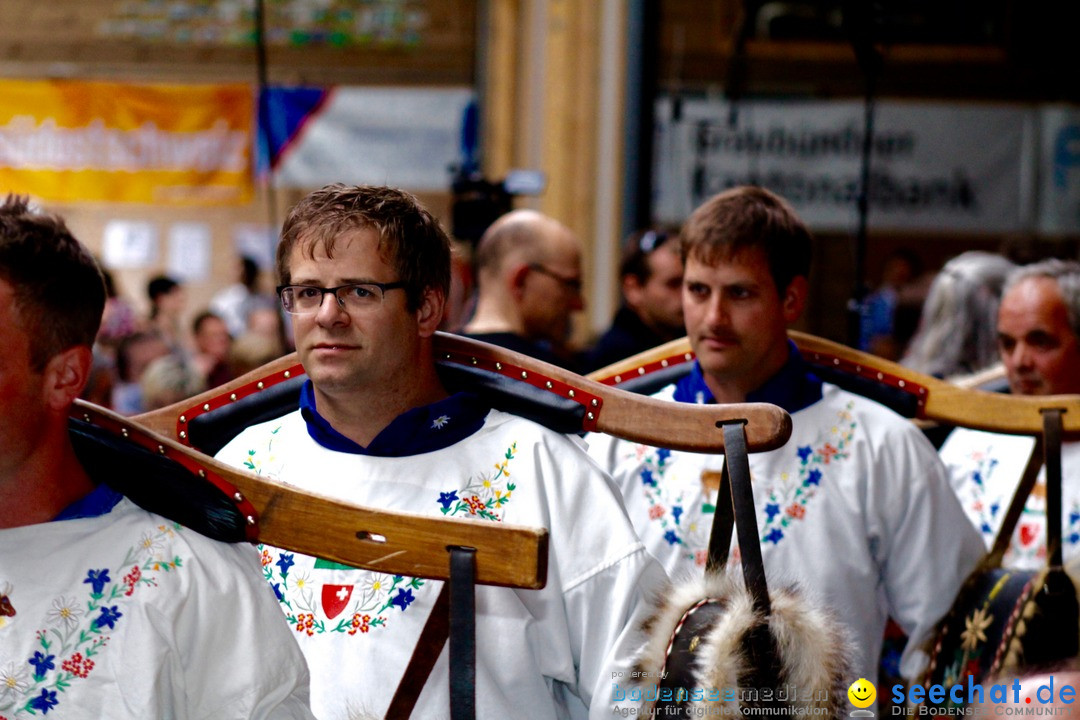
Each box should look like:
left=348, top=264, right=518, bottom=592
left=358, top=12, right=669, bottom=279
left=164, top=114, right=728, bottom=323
left=436, top=443, right=518, bottom=521
left=0, top=523, right=183, bottom=719
left=758, top=402, right=856, bottom=546
left=640, top=402, right=859, bottom=563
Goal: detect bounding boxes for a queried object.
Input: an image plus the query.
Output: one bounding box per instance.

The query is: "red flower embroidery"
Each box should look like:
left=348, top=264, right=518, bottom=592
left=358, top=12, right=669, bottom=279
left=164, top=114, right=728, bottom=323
left=123, top=565, right=142, bottom=596
left=649, top=505, right=665, bottom=519
left=464, top=495, right=486, bottom=515
left=260, top=549, right=273, bottom=567
left=61, top=652, right=95, bottom=678
left=295, top=613, right=316, bottom=636
left=694, top=549, right=708, bottom=567
left=786, top=504, right=805, bottom=519
left=820, top=444, right=838, bottom=463
left=348, top=613, right=372, bottom=636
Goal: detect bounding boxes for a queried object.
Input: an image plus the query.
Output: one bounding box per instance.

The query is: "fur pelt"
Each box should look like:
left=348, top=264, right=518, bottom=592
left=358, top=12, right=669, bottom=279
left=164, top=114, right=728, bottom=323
left=633, top=569, right=856, bottom=716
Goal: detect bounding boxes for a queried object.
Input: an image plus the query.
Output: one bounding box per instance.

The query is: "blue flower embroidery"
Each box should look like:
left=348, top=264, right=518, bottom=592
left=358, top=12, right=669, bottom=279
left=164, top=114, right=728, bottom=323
left=796, top=446, right=813, bottom=463
left=95, top=605, right=123, bottom=629
left=276, top=553, right=295, bottom=577
left=764, top=528, right=784, bottom=544
left=84, top=568, right=110, bottom=595
left=28, top=651, right=55, bottom=679
left=806, top=469, right=822, bottom=486
left=391, top=588, right=415, bottom=611
left=29, top=688, right=59, bottom=714
left=438, top=491, right=459, bottom=510
left=981, top=522, right=994, bottom=535
left=765, top=503, right=780, bottom=521
left=640, top=469, right=656, bottom=488
left=1071, top=511, right=1080, bottom=525
left=672, top=505, right=684, bottom=524
left=1070, top=532, right=1080, bottom=545
left=656, top=448, right=671, bottom=464
left=272, top=583, right=285, bottom=602
left=663, top=530, right=681, bottom=546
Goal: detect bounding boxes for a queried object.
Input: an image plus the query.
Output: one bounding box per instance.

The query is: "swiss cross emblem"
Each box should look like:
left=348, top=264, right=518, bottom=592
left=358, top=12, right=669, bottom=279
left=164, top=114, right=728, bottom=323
left=321, top=584, right=354, bottom=619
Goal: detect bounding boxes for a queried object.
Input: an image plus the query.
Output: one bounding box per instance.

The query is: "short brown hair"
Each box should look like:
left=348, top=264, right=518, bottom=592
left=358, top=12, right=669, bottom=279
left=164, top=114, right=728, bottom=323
left=0, top=195, right=105, bottom=369
left=681, top=186, right=812, bottom=295
left=277, top=184, right=451, bottom=311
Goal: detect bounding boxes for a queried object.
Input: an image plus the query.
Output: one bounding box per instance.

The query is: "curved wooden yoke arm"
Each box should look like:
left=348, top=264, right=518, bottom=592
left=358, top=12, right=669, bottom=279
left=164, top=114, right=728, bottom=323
left=75, top=399, right=547, bottom=589
left=138, top=333, right=793, bottom=454
left=588, top=331, right=1080, bottom=436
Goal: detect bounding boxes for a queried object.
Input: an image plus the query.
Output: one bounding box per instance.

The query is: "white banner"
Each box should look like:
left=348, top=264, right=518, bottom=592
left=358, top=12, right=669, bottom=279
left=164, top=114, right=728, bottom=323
left=654, top=97, right=1037, bottom=234
left=274, top=87, right=474, bottom=191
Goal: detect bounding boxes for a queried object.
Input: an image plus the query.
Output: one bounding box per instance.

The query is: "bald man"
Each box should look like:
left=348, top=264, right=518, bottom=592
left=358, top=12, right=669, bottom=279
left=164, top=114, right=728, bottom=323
left=942, top=259, right=1080, bottom=568
left=460, top=209, right=585, bottom=369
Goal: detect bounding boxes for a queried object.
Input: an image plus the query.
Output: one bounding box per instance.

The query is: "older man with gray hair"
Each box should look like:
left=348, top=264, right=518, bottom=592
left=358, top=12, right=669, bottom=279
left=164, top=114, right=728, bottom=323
left=942, top=259, right=1080, bottom=567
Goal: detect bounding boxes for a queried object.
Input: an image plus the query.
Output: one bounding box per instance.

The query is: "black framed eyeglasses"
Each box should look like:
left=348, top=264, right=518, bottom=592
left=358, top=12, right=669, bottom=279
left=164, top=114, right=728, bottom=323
left=277, top=282, right=406, bottom=314
left=527, top=263, right=583, bottom=294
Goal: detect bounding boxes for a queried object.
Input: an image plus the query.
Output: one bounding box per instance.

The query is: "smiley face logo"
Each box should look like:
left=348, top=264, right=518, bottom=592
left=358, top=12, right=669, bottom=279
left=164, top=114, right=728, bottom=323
left=848, top=678, right=876, bottom=708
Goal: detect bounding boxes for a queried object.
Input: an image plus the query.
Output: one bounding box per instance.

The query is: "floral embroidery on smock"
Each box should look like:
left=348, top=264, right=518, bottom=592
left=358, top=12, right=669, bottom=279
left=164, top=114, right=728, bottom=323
left=436, top=443, right=518, bottom=521
left=0, top=523, right=183, bottom=719
left=639, top=402, right=858, bottom=563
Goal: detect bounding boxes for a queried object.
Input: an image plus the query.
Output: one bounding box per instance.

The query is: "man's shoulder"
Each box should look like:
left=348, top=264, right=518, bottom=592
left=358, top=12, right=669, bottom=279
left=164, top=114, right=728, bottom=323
left=802, top=382, right=938, bottom=452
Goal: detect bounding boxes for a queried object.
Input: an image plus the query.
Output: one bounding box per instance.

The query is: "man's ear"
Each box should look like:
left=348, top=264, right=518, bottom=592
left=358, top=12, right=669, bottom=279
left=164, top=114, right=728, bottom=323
left=42, top=346, right=93, bottom=412
left=508, top=263, right=531, bottom=301
left=622, top=274, right=645, bottom=311
left=416, top=286, right=446, bottom=338
left=781, top=276, right=809, bottom=324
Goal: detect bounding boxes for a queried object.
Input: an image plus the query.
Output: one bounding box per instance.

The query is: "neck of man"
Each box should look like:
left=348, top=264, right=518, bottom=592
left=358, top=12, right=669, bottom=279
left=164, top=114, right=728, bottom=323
left=462, top=292, right=523, bottom=336
left=701, top=339, right=791, bottom=405
left=312, top=360, right=450, bottom=449
left=0, top=429, right=95, bottom=529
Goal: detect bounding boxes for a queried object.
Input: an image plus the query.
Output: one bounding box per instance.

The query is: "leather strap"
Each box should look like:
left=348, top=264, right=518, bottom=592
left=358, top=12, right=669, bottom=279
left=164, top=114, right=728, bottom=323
left=1044, top=408, right=1064, bottom=568
left=988, top=408, right=1064, bottom=568
left=384, top=547, right=479, bottom=720
left=706, top=422, right=770, bottom=614
left=385, top=584, right=451, bottom=718
left=449, top=547, right=477, bottom=720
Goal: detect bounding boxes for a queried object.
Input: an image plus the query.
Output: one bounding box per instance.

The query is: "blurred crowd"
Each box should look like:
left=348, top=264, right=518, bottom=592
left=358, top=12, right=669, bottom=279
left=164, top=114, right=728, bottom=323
left=86, top=254, right=292, bottom=414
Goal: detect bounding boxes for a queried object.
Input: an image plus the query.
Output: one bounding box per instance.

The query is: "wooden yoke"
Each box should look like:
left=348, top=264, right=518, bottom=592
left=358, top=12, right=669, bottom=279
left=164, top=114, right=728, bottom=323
left=73, top=399, right=546, bottom=590
left=138, top=332, right=792, bottom=454
left=588, top=330, right=1080, bottom=436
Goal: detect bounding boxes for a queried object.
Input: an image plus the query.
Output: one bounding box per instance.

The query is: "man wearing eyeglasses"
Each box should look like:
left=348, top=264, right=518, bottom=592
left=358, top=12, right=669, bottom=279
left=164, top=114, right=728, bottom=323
left=215, top=184, right=666, bottom=720
left=583, top=226, right=685, bottom=372
left=460, top=209, right=585, bottom=370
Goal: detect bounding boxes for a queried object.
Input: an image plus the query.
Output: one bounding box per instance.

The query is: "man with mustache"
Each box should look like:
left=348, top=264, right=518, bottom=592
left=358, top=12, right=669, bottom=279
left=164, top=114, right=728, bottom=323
left=942, top=259, right=1080, bottom=567
left=588, top=186, right=983, bottom=691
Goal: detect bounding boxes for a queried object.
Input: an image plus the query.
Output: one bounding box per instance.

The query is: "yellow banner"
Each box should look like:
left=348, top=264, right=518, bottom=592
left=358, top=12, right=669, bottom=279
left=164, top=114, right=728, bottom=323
left=0, top=79, right=253, bottom=205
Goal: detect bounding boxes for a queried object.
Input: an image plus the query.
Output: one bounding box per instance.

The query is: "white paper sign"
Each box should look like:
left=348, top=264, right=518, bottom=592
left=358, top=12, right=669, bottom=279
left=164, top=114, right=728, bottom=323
left=102, top=220, right=158, bottom=269
left=166, top=222, right=212, bottom=282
